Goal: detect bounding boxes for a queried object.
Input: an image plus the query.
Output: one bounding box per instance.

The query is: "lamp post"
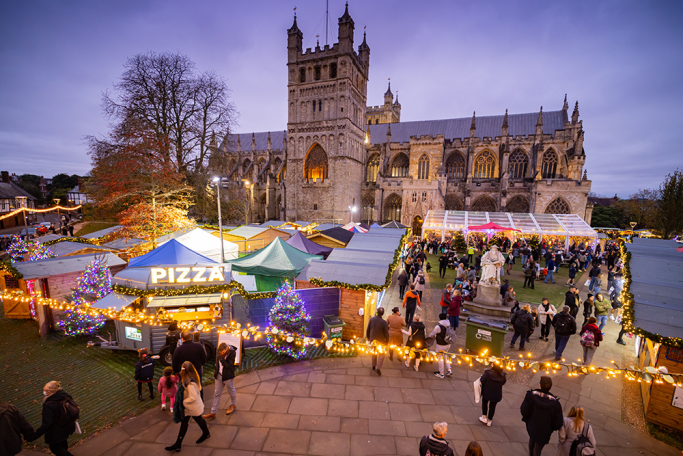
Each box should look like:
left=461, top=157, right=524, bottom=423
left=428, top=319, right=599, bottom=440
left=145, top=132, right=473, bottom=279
left=212, top=177, right=225, bottom=263
left=243, top=180, right=251, bottom=226
left=16, top=196, right=28, bottom=236
left=629, top=221, right=637, bottom=240
left=349, top=205, right=357, bottom=224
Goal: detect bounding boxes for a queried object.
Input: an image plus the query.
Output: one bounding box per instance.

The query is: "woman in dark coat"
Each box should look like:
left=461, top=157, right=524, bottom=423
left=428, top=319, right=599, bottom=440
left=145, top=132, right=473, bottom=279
left=403, top=315, right=426, bottom=372
left=30, top=381, right=77, bottom=456
left=0, top=402, right=34, bottom=456
left=479, top=364, right=507, bottom=426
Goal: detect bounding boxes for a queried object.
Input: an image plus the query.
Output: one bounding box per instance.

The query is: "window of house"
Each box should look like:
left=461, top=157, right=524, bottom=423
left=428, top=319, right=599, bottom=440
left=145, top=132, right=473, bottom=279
left=470, top=196, right=497, bottom=212
left=422, top=192, right=427, bottom=202
left=412, top=192, right=417, bottom=203
left=313, top=204, right=318, bottom=210
left=319, top=100, right=322, bottom=112
left=314, top=66, right=321, bottom=81
left=304, top=144, right=329, bottom=182
left=375, top=119, right=379, bottom=124
left=300, top=68, right=306, bottom=83
left=330, top=63, right=337, bottom=78
left=313, top=101, right=316, bottom=114
left=384, top=194, right=402, bottom=222
left=418, top=155, right=430, bottom=179
left=545, top=197, right=571, bottom=214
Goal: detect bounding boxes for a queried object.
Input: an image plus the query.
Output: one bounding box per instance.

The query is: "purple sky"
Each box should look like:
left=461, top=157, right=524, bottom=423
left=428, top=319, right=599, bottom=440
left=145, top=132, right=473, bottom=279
left=1, top=0, right=681, bottom=197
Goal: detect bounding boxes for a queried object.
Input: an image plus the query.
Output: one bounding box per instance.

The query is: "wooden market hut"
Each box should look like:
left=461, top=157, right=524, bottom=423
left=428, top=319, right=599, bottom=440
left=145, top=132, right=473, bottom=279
left=307, top=227, right=354, bottom=249
left=627, top=238, right=683, bottom=431
left=222, top=226, right=291, bottom=253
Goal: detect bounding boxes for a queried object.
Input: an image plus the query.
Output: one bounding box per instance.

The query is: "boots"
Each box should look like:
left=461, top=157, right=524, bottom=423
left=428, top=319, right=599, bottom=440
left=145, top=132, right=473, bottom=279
left=165, top=436, right=183, bottom=452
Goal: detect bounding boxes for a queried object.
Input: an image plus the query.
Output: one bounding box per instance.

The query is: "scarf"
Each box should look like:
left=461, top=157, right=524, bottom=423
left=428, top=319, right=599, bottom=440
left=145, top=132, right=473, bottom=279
left=172, top=381, right=186, bottom=424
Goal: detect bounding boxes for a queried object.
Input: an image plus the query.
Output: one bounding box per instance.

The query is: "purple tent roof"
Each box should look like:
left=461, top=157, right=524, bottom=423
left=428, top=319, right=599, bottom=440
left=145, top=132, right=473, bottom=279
left=285, top=231, right=333, bottom=259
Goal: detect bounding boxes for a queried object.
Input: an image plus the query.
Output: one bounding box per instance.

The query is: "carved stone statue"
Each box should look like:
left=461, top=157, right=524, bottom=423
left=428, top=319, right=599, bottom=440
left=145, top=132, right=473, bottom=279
left=479, top=245, right=506, bottom=286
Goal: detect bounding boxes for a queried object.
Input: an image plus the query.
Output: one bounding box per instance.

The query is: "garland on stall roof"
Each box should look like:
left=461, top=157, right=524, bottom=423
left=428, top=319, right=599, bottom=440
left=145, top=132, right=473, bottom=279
left=112, top=280, right=277, bottom=300
left=618, top=240, right=683, bottom=349
left=0, top=260, right=23, bottom=280
left=42, top=236, right=99, bottom=247
left=308, top=232, right=409, bottom=292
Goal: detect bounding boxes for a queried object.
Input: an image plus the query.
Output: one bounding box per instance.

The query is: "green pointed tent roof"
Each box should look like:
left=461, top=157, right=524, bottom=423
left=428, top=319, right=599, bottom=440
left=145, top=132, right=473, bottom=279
left=226, top=237, right=322, bottom=277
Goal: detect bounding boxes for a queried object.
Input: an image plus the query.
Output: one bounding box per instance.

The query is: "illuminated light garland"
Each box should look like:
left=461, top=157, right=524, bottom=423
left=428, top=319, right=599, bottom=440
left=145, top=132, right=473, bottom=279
left=267, top=282, right=311, bottom=360
left=0, top=204, right=83, bottom=222
left=112, top=281, right=277, bottom=300
left=42, top=236, right=99, bottom=247
left=6, top=236, right=56, bottom=263
left=0, top=261, right=23, bottom=280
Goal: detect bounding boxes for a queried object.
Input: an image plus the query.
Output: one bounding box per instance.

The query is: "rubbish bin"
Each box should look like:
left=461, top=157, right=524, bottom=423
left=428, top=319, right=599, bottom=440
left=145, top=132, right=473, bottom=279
left=323, top=315, right=346, bottom=340
left=465, top=317, right=509, bottom=357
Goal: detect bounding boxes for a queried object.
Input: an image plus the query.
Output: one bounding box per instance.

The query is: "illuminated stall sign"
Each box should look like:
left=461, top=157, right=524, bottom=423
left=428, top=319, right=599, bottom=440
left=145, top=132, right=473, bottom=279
left=151, top=266, right=226, bottom=284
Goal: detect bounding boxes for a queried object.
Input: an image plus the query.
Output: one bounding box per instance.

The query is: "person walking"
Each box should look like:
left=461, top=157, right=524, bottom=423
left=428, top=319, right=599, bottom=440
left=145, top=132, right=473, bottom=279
left=564, top=287, right=580, bottom=318
left=544, top=257, right=556, bottom=283
left=158, top=367, right=179, bottom=411
left=557, top=406, right=597, bottom=456
left=414, top=271, right=426, bottom=301
left=582, top=294, right=594, bottom=327
left=165, top=362, right=211, bottom=452
left=404, top=315, right=426, bottom=371
left=499, top=279, right=510, bottom=307
left=468, top=245, right=475, bottom=263
left=438, top=253, right=449, bottom=279
left=398, top=268, right=409, bottom=300
left=203, top=342, right=237, bottom=420
left=367, top=307, right=389, bottom=376
left=523, top=260, right=536, bottom=289
left=565, top=263, right=577, bottom=287
left=588, top=265, right=601, bottom=292
left=552, top=306, right=577, bottom=360
left=479, top=363, right=507, bottom=426
left=510, top=305, right=534, bottom=350
left=440, top=284, right=452, bottom=311
left=537, top=298, right=556, bottom=342
left=402, top=284, right=421, bottom=327
left=419, top=422, right=454, bottom=456
left=172, top=331, right=208, bottom=394
left=447, top=290, right=462, bottom=330
left=580, top=317, right=603, bottom=366
left=593, top=293, right=611, bottom=332
left=28, top=381, right=77, bottom=456
left=0, top=402, right=34, bottom=456
left=430, top=312, right=454, bottom=379
left=134, top=348, right=157, bottom=401
left=387, top=307, right=406, bottom=361
left=520, top=376, right=564, bottom=456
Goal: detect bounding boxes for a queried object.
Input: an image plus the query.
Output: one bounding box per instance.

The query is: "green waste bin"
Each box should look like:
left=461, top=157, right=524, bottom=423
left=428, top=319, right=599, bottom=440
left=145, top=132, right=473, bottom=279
left=465, top=317, right=509, bottom=357
left=323, top=315, right=346, bottom=340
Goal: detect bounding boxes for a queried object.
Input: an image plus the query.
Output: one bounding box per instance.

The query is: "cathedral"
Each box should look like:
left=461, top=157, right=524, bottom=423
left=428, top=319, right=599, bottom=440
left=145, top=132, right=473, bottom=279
left=217, top=5, right=593, bottom=234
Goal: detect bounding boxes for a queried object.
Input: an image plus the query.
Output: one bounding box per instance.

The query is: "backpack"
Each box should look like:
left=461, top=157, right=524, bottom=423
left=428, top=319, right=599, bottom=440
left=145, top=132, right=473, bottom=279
left=554, top=314, right=570, bottom=334
left=419, top=276, right=425, bottom=285
left=580, top=330, right=595, bottom=347
left=570, top=423, right=595, bottom=456
left=57, top=397, right=80, bottom=425
left=440, top=324, right=457, bottom=345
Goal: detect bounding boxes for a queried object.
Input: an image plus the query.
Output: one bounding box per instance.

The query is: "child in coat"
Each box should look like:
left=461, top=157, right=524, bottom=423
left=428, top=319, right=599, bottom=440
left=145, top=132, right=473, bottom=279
left=158, top=366, right=179, bottom=411
left=135, top=348, right=157, bottom=401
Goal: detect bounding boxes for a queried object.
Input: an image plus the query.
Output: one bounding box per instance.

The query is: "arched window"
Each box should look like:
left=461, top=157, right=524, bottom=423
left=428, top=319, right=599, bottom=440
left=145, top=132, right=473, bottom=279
left=304, top=144, right=329, bottom=182
left=366, top=154, right=380, bottom=183
left=470, top=195, right=497, bottom=212
left=257, top=158, right=267, bottom=183
left=384, top=193, right=402, bottom=222
left=541, top=150, right=558, bottom=179
left=259, top=194, right=267, bottom=223
left=545, top=197, right=571, bottom=214
left=446, top=152, right=465, bottom=179
left=506, top=195, right=529, bottom=213
left=242, top=159, right=252, bottom=182
left=473, top=150, right=495, bottom=178
left=508, top=150, right=528, bottom=179
left=445, top=194, right=463, bottom=211
left=390, top=153, right=409, bottom=177
left=361, top=196, right=375, bottom=224
left=272, top=158, right=283, bottom=183
left=417, top=154, right=430, bottom=180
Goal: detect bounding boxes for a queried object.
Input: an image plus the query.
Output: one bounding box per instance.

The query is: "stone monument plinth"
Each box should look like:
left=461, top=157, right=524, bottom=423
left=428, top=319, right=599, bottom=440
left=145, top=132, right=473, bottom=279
left=462, top=283, right=511, bottom=318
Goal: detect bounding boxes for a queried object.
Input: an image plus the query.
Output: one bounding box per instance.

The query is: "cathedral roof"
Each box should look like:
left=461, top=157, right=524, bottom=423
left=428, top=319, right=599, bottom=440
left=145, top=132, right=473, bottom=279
left=367, top=110, right=565, bottom=145
left=223, top=130, right=286, bottom=152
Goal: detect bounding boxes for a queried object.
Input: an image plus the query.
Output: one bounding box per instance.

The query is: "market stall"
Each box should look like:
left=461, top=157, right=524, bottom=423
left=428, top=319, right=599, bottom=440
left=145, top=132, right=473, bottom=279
left=286, top=231, right=333, bottom=259
left=157, top=228, right=238, bottom=262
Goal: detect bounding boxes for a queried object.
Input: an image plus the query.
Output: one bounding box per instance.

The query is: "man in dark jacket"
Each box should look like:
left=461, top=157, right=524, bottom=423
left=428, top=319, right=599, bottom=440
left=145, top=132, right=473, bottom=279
left=419, top=421, right=454, bottom=456
left=544, top=257, right=556, bottom=283
left=499, top=279, right=510, bottom=307
left=588, top=264, right=601, bottom=292
left=0, top=402, right=34, bottom=456
left=402, top=284, right=421, bottom=326
left=203, top=342, right=237, bottom=420
left=510, top=305, right=534, bottom=350
left=29, top=387, right=77, bottom=456
left=172, top=331, right=208, bottom=398
left=552, top=306, right=577, bottom=360
left=366, top=307, right=389, bottom=376
left=520, top=376, right=564, bottom=456
left=438, top=253, right=449, bottom=279
left=564, top=287, right=580, bottom=318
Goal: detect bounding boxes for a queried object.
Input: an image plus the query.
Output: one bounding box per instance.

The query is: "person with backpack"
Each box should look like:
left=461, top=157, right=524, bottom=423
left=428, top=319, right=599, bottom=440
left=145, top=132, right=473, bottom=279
left=579, top=317, right=603, bottom=366
left=556, top=406, right=596, bottom=456
left=552, top=306, right=577, bottom=360
left=564, top=287, right=580, bottom=319
left=479, top=363, right=507, bottom=426
left=447, top=289, right=462, bottom=330
left=165, top=361, right=211, bottom=452
left=419, top=421, right=455, bottom=456
left=520, top=376, right=564, bottom=456
left=414, top=271, right=426, bottom=301
left=430, top=312, right=455, bottom=379
left=593, top=293, right=611, bottom=332
left=0, top=402, right=34, bottom=456
left=510, top=305, right=534, bottom=350
left=403, top=284, right=421, bottom=327
left=28, top=381, right=78, bottom=456
left=203, top=342, right=238, bottom=420
left=537, top=298, right=556, bottom=342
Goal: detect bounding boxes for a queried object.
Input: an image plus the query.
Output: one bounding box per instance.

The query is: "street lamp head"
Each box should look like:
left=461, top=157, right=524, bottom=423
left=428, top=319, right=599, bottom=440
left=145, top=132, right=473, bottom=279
left=349, top=205, right=357, bottom=213
left=212, top=177, right=220, bottom=182
left=245, top=181, right=250, bottom=186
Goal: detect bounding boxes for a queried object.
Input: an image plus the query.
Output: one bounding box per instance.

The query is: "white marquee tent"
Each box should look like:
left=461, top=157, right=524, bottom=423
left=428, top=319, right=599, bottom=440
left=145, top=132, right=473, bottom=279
left=158, top=228, right=238, bottom=262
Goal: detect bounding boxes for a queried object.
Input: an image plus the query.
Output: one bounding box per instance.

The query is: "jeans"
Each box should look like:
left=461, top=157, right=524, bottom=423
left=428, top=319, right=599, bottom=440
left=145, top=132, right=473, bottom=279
left=582, top=345, right=597, bottom=365
left=589, top=276, right=597, bottom=291
left=521, top=254, right=528, bottom=266
left=49, top=440, right=74, bottom=456
left=511, top=331, right=526, bottom=349
left=528, top=439, right=546, bottom=456
left=555, top=334, right=570, bottom=359
left=372, top=353, right=385, bottom=370
left=482, top=398, right=498, bottom=420
left=405, top=306, right=416, bottom=327
left=596, top=315, right=608, bottom=331
left=449, top=315, right=459, bottom=329
left=544, top=270, right=554, bottom=283
left=211, top=378, right=236, bottom=414
left=399, top=285, right=406, bottom=300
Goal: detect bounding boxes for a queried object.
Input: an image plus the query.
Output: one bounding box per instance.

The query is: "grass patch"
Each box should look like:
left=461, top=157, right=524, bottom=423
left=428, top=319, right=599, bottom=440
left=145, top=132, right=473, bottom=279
left=75, top=222, right=117, bottom=237
left=647, top=423, right=683, bottom=451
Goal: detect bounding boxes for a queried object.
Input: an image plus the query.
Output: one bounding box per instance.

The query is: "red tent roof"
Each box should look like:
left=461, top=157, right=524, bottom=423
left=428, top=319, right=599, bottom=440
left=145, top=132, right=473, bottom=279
left=467, top=222, right=520, bottom=232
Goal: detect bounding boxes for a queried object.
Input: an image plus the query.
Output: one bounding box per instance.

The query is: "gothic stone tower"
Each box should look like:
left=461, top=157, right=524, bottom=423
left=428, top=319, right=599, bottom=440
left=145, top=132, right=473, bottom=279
left=285, top=4, right=369, bottom=224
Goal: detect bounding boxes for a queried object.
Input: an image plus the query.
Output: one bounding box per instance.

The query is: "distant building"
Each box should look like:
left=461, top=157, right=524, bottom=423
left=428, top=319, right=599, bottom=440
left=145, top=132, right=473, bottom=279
left=0, top=171, right=37, bottom=229
left=67, top=183, right=89, bottom=205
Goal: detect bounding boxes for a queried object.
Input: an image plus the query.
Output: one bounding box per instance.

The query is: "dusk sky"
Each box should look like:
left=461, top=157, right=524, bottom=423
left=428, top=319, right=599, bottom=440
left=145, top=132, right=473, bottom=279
left=1, top=0, right=681, bottom=197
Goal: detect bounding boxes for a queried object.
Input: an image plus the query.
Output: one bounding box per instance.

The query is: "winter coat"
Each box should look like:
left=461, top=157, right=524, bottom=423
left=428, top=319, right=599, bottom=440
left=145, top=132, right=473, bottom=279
left=524, top=263, right=535, bottom=277
left=135, top=356, right=156, bottom=382
left=438, top=255, right=449, bottom=268
left=504, top=290, right=515, bottom=306
left=419, top=434, right=454, bottom=456
left=387, top=313, right=406, bottom=346
left=568, top=266, right=577, bottom=279
left=580, top=323, right=603, bottom=347
left=398, top=270, right=409, bottom=287
left=158, top=375, right=179, bottom=397
left=467, top=269, right=476, bottom=281
left=406, top=321, right=426, bottom=349
left=182, top=380, right=204, bottom=417
left=537, top=303, right=556, bottom=325
left=480, top=369, right=507, bottom=403
left=553, top=312, right=577, bottom=336
left=366, top=315, right=389, bottom=344
left=547, top=259, right=555, bottom=271
left=520, top=389, right=564, bottom=444
left=448, top=295, right=462, bottom=317
left=582, top=300, right=594, bottom=319
left=500, top=283, right=510, bottom=297
left=0, top=402, right=34, bottom=456
left=511, top=309, right=534, bottom=335
left=31, top=390, right=76, bottom=445
left=589, top=266, right=601, bottom=278
left=564, top=291, right=580, bottom=318
left=557, top=417, right=597, bottom=456
left=215, top=345, right=237, bottom=382
left=172, top=340, right=208, bottom=377
left=593, top=297, right=611, bottom=316
left=403, top=290, right=421, bottom=309
left=430, top=320, right=452, bottom=348
left=440, top=288, right=452, bottom=308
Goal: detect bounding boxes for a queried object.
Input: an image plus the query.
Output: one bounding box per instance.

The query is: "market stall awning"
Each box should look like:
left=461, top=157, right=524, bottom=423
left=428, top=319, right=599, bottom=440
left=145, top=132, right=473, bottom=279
left=285, top=231, right=333, bottom=259
left=158, top=228, right=238, bottom=262
left=467, top=222, right=520, bottom=232
left=226, top=237, right=322, bottom=277
left=129, top=239, right=216, bottom=267
left=147, top=293, right=222, bottom=308
left=381, top=221, right=408, bottom=229
left=91, top=292, right=139, bottom=311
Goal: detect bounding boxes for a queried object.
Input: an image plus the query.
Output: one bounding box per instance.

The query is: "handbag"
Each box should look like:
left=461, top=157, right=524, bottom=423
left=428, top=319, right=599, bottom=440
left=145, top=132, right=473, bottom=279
left=424, top=337, right=436, bottom=348
left=473, top=378, right=482, bottom=403
left=584, top=279, right=591, bottom=287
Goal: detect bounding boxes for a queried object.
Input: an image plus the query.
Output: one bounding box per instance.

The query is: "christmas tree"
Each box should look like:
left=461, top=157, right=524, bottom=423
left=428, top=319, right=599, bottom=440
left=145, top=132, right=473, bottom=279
left=58, top=258, right=111, bottom=336
left=452, top=231, right=467, bottom=252
left=7, top=236, right=56, bottom=263
left=267, top=281, right=311, bottom=360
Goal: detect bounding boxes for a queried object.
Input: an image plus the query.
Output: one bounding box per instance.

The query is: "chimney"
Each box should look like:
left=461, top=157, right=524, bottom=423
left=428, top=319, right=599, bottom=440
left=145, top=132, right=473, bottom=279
left=1, top=171, right=9, bottom=183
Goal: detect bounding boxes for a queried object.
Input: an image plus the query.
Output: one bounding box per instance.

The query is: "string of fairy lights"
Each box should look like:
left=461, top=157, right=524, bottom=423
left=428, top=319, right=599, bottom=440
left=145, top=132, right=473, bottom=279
left=0, top=204, right=82, bottom=222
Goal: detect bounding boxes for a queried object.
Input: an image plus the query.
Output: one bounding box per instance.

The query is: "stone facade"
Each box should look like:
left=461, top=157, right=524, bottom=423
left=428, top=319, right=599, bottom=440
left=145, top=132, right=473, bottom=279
left=213, top=5, right=592, bottom=230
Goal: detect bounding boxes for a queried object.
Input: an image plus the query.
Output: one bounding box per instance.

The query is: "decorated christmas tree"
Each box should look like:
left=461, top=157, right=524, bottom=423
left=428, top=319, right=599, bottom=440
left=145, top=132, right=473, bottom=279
left=267, top=281, right=311, bottom=360
left=7, top=236, right=56, bottom=263
left=58, top=258, right=111, bottom=336
left=452, top=231, right=467, bottom=252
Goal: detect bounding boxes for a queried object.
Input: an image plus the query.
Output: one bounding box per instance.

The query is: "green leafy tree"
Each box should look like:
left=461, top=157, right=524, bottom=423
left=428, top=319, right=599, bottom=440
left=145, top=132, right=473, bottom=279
left=656, top=170, right=683, bottom=239
left=590, top=205, right=625, bottom=228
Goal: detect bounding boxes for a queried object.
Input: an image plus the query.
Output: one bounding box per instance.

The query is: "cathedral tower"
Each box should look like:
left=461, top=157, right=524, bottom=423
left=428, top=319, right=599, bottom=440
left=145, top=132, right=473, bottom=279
left=285, top=4, right=369, bottom=224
